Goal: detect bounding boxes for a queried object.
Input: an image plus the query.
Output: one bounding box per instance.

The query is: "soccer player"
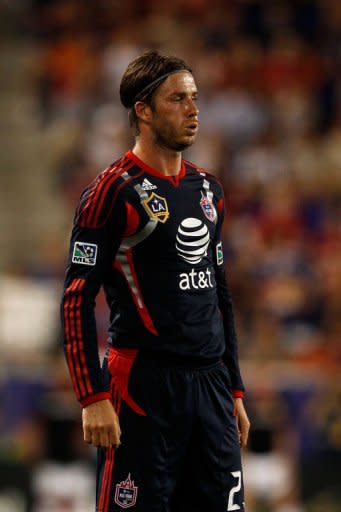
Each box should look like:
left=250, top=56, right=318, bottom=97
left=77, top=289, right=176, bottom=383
left=61, top=50, right=250, bottom=512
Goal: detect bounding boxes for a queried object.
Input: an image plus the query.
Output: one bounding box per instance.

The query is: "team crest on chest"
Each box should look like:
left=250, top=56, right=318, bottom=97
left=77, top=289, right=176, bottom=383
left=143, top=192, right=170, bottom=223
left=114, top=474, right=138, bottom=508
left=200, top=192, right=217, bottom=223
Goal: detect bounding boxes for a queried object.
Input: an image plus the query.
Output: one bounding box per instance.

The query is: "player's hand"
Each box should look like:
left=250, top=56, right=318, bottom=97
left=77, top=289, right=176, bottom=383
left=234, top=398, right=250, bottom=448
left=82, top=399, right=121, bottom=448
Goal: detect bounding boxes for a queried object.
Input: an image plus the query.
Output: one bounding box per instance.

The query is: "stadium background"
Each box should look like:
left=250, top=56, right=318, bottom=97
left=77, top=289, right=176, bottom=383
left=1, top=1, right=341, bottom=511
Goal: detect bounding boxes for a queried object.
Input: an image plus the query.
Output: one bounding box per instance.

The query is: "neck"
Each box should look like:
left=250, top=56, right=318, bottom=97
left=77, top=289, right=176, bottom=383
left=133, top=137, right=182, bottom=177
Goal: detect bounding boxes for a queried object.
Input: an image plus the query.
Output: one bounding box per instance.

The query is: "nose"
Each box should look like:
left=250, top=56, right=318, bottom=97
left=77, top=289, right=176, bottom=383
left=186, top=99, right=199, bottom=117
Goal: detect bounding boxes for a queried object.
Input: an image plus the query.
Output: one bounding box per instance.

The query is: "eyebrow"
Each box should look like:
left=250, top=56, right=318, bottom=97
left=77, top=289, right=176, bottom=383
left=168, top=90, right=198, bottom=97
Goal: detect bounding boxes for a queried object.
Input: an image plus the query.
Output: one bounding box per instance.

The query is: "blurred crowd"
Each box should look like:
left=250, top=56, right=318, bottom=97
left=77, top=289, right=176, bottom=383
left=1, top=1, right=341, bottom=511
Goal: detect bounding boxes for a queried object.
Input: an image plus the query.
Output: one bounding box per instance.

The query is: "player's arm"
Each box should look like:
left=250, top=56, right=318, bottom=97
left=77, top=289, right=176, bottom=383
left=213, top=190, right=250, bottom=447
left=61, top=178, right=127, bottom=447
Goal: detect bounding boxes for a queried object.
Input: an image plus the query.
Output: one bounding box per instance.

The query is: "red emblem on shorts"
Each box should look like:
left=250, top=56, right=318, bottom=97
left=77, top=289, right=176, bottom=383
left=114, top=474, right=138, bottom=508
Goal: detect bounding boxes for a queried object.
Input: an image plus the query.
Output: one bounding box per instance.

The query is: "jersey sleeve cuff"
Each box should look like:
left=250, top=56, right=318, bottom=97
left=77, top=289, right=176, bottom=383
left=80, top=391, right=111, bottom=408
left=232, top=390, right=245, bottom=398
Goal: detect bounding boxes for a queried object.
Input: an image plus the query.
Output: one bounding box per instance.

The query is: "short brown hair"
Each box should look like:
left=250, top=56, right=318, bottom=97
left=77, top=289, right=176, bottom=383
left=119, top=50, right=192, bottom=136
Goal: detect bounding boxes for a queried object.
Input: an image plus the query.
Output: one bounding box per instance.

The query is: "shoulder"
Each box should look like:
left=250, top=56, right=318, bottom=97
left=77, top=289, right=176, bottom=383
left=183, top=159, right=224, bottom=197
left=75, top=154, right=137, bottom=228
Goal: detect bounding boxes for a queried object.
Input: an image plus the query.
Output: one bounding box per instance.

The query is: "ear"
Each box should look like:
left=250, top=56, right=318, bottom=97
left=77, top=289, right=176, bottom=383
left=134, top=101, right=153, bottom=124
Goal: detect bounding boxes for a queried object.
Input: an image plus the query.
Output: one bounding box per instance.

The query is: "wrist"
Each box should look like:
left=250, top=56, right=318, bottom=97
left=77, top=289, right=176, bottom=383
left=232, top=390, right=245, bottom=399
left=80, top=391, right=111, bottom=408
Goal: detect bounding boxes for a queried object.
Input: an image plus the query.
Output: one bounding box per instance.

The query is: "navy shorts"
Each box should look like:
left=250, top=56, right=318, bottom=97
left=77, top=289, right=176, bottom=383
left=96, top=349, right=244, bottom=512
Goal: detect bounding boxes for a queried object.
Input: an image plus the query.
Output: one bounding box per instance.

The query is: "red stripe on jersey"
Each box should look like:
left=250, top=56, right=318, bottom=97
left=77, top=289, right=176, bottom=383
left=125, top=249, right=158, bottom=335
left=75, top=280, right=93, bottom=396
left=217, top=197, right=224, bottom=215
left=64, top=278, right=93, bottom=400
left=78, top=156, right=127, bottom=227
left=68, top=279, right=87, bottom=398
left=94, top=168, right=143, bottom=228
left=113, top=253, right=158, bottom=336
left=126, top=249, right=159, bottom=336
left=89, top=159, right=135, bottom=227
left=71, top=288, right=87, bottom=397
left=80, top=165, right=144, bottom=230
left=81, top=157, right=131, bottom=227
left=64, top=279, right=82, bottom=400
left=85, top=157, right=126, bottom=212
left=123, top=201, right=140, bottom=237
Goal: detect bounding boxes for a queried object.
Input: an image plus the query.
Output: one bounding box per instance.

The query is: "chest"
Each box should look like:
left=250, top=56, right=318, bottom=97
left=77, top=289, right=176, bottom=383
left=121, top=174, right=219, bottom=267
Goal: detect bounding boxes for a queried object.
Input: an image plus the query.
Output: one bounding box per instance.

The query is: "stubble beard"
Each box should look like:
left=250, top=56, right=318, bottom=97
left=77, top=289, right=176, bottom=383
left=154, top=127, right=197, bottom=152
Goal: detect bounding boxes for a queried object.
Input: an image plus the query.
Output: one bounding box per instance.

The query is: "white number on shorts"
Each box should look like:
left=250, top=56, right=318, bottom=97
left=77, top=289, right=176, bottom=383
left=227, top=470, right=241, bottom=511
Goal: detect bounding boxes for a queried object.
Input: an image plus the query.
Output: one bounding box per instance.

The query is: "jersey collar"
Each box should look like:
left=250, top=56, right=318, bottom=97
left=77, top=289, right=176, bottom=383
left=126, top=150, right=186, bottom=187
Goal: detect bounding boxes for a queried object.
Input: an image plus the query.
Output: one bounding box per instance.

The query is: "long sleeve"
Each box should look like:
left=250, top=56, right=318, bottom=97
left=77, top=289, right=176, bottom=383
left=61, top=168, right=127, bottom=408
left=214, top=193, right=245, bottom=395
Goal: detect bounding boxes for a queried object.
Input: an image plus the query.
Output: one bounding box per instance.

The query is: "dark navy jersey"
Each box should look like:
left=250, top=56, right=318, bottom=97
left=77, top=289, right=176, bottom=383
left=61, top=150, right=245, bottom=407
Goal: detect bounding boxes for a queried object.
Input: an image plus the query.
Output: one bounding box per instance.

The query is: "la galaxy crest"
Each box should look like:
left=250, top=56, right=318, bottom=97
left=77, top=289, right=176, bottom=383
left=114, top=474, right=138, bottom=508
left=143, top=192, right=170, bottom=223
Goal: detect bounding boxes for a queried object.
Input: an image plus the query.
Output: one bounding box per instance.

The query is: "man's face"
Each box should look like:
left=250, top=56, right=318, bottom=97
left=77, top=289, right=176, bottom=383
left=148, top=72, right=199, bottom=151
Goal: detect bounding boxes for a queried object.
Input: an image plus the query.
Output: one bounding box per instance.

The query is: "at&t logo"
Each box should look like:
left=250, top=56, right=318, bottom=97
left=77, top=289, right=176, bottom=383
left=176, top=217, right=210, bottom=264
left=179, top=268, right=214, bottom=290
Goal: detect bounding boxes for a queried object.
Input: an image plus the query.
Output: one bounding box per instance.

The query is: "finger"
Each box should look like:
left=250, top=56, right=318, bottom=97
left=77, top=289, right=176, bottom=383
left=83, top=425, right=92, bottom=444
left=91, top=430, right=101, bottom=447
left=113, top=417, right=121, bottom=443
left=240, top=424, right=250, bottom=448
left=236, top=418, right=246, bottom=447
left=110, top=435, right=120, bottom=448
left=116, top=421, right=122, bottom=441
left=240, top=432, right=246, bottom=448
left=241, top=433, right=248, bottom=448
left=99, top=430, right=111, bottom=448
left=238, top=429, right=242, bottom=447
left=109, top=426, right=121, bottom=448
